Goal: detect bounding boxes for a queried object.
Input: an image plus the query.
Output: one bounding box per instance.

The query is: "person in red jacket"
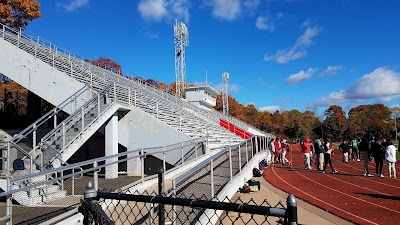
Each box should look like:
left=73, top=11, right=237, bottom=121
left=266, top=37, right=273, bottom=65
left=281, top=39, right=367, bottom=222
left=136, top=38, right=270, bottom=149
left=273, top=138, right=282, bottom=164
left=302, top=138, right=313, bottom=170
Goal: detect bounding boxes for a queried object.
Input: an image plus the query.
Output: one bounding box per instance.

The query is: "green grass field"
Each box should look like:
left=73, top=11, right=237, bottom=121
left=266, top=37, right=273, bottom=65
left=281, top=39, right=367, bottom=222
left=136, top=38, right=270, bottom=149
left=395, top=142, right=400, bottom=159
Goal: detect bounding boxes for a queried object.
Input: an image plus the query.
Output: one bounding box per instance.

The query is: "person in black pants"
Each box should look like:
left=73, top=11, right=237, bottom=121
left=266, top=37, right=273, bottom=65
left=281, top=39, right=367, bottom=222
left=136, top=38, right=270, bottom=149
left=371, top=139, right=385, bottom=177
left=323, top=139, right=338, bottom=174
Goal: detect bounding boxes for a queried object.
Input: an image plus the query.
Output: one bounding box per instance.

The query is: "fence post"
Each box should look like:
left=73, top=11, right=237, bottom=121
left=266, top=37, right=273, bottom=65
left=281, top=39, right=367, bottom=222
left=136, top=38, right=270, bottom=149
left=210, top=159, right=214, bottom=198
left=158, top=170, right=165, bottom=225
left=172, top=180, right=177, bottom=225
left=238, top=144, right=241, bottom=171
left=229, top=144, right=232, bottom=180
left=79, top=181, right=97, bottom=225
left=286, top=194, right=298, bottom=225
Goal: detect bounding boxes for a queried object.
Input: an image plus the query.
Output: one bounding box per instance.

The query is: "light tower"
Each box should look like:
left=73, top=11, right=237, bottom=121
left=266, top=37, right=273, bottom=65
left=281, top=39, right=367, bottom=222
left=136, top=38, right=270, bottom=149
left=222, top=72, right=229, bottom=115
left=174, top=20, right=189, bottom=98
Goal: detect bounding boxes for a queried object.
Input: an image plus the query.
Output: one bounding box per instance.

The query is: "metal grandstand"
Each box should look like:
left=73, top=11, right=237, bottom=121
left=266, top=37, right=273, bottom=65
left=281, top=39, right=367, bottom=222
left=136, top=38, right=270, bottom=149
left=0, top=23, right=275, bottom=224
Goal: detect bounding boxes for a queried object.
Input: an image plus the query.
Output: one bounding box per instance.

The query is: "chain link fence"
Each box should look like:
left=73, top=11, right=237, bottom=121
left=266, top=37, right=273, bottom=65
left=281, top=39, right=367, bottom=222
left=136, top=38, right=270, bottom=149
left=79, top=179, right=297, bottom=225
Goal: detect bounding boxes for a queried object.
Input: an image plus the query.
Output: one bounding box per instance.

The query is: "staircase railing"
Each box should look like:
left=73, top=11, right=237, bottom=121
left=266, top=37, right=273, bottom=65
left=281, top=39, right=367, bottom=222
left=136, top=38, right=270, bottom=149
left=36, top=82, right=116, bottom=168
left=0, top=23, right=256, bottom=140
left=11, top=85, right=92, bottom=159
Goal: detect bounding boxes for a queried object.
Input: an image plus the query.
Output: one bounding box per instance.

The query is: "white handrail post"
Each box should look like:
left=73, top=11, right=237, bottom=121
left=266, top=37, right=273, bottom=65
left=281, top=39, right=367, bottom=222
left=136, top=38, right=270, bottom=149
left=72, top=168, right=75, bottom=196
left=53, top=110, right=57, bottom=128
left=238, top=144, right=241, bottom=171
left=246, top=141, right=249, bottom=163
left=94, top=161, right=98, bottom=190
left=195, top=142, right=198, bottom=160
left=141, top=148, right=144, bottom=182
left=163, top=151, right=166, bottom=174
left=97, top=96, right=101, bottom=116
left=81, top=108, right=84, bottom=131
left=181, top=143, right=184, bottom=165
left=32, top=123, right=37, bottom=153
left=229, top=144, right=232, bottom=180
left=251, top=138, right=254, bottom=158
left=255, top=136, right=259, bottom=154
left=172, top=180, right=177, bottom=225
left=62, top=123, right=66, bottom=149
left=210, top=159, right=214, bottom=198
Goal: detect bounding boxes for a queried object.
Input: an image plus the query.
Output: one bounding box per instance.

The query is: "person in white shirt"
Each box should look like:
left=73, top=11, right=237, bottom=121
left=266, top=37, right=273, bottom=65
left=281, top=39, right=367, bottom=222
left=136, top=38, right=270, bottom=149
left=385, top=141, right=397, bottom=179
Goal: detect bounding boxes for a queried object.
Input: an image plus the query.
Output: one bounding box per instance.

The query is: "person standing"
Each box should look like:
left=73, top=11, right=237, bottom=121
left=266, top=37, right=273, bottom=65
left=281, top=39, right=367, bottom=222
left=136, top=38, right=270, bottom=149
left=360, top=134, right=373, bottom=176
left=385, top=141, right=397, bottom=179
left=371, top=139, right=385, bottom=177
left=269, top=139, right=276, bottom=163
left=351, top=137, right=360, bottom=161
left=339, top=140, right=351, bottom=163
left=273, top=138, right=281, bottom=164
left=323, top=139, right=338, bottom=174
left=281, top=140, right=290, bottom=166
left=314, top=137, right=326, bottom=172
left=301, top=138, right=313, bottom=170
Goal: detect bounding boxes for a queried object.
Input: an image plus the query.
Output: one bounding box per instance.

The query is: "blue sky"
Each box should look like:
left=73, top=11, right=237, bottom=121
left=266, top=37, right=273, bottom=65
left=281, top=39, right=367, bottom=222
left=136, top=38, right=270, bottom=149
left=26, top=0, right=400, bottom=116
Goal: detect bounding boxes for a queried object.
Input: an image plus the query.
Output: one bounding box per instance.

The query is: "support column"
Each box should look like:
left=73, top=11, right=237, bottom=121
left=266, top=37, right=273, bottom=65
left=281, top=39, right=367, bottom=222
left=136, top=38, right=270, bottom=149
left=105, top=112, right=118, bottom=179
left=127, top=148, right=141, bottom=176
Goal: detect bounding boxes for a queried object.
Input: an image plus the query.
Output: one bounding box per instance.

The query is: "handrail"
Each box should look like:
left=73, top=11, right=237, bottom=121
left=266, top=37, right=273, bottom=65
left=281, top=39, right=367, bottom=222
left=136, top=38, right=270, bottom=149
left=173, top=136, right=254, bottom=188
left=0, top=137, right=207, bottom=197
left=11, top=84, right=91, bottom=144
left=2, top=21, right=270, bottom=146
left=39, top=82, right=114, bottom=143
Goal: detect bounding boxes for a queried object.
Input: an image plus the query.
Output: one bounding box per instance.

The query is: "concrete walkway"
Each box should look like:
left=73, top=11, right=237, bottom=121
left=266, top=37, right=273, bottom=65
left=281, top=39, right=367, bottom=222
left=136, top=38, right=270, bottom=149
left=228, top=176, right=355, bottom=225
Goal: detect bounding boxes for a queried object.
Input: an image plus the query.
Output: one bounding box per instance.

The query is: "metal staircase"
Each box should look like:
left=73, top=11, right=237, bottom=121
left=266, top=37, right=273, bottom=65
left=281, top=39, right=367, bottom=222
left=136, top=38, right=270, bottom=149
left=35, top=82, right=121, bottom=168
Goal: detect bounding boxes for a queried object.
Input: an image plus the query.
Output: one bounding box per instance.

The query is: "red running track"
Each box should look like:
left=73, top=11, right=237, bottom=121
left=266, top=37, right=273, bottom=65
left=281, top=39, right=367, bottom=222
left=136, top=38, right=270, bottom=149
left=264, top=144, right=400, bottom=225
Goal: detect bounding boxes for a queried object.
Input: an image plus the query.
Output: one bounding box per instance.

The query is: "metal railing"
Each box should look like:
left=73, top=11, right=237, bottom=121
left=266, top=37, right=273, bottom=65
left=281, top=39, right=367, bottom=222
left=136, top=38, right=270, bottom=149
left=173, top=136, right=270, bottom=199
left=0, top=22, right=267, bottom=144
left=79, top=173, right=297, bottom=225
left=36, top=82, right=115, bottom=168
left=0, top=137, right=207, bottom=224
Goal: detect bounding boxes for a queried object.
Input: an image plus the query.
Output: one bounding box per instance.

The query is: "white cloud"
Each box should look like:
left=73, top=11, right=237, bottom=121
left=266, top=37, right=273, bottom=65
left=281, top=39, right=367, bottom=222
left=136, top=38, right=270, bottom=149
left=204, top=0, right=241, bottom=21
left=315, top=67, right=400, bottom=106
left=320, top=66, right=343, bottom=76
left=256, top=16, right=274, bottom=31
left=60, top=0, right=89, bottom=12
left=138, top=0, right=190, bottom=23
left=138, top=0, right=167, bottom=21
left=259, top=105, right=281, bottom=113
left=285, top=68, right=317, bottom=85
left=243, top=0, right=260, bottom=11
left=264, top=22, right=321, bottom=63
left=349, top=67, right=400, bottom=99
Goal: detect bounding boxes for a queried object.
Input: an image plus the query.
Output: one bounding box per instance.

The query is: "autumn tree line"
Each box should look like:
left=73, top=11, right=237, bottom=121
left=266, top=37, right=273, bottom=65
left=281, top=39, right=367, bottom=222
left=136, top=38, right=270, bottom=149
left=1, top=1, right=399, bottom=142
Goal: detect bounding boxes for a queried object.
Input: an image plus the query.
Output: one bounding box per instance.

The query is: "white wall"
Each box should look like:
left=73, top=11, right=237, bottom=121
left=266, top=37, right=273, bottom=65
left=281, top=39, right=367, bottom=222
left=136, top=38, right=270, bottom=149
left=0, top=39, right=86, bottom=113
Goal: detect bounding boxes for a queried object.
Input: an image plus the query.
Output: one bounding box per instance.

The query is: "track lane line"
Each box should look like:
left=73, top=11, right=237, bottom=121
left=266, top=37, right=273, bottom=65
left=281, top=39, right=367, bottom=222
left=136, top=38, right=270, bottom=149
left=286, top=144, right=400, bottom=213
left=270, top=163, right=379, bottom=225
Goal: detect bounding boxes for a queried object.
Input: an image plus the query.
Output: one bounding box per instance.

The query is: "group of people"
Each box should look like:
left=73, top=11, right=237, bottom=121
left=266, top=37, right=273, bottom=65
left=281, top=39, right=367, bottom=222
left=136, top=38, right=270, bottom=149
left=300, top=134, right=397, bottom=178
left=337, top=135, right=397, bottom=178
left=269, top=138, right=291, bottom=166
left=301, top=137, right=338, bottom=174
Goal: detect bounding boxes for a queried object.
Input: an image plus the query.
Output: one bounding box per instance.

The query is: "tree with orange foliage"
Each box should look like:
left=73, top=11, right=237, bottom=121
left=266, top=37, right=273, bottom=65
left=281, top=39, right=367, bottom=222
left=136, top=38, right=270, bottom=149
left=0, top=0, right=42, bottom=83
left=323, top=105, right=347, bottom=141
left=86, top=57, right=122, bottom=75
left=0, top=0, right=41, bottom=29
